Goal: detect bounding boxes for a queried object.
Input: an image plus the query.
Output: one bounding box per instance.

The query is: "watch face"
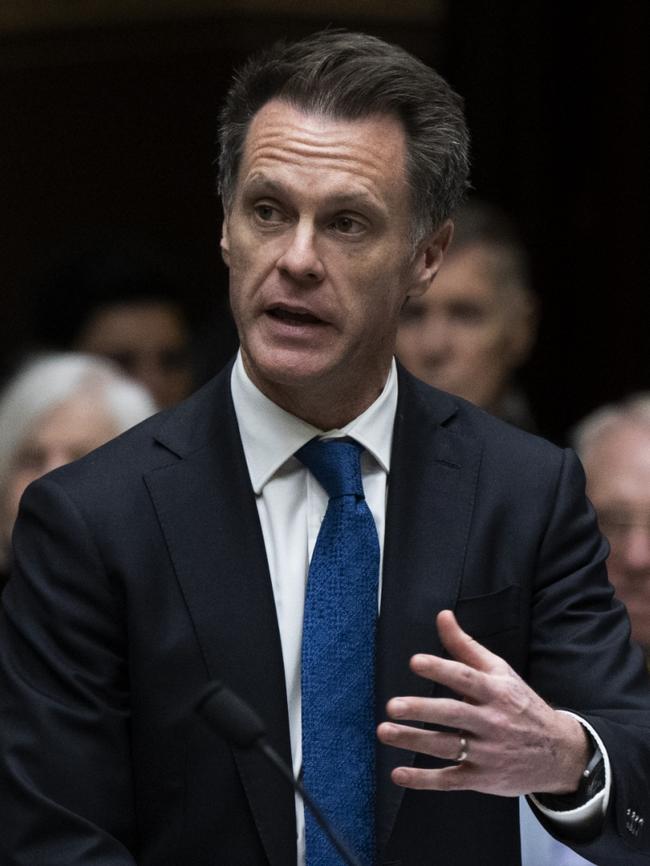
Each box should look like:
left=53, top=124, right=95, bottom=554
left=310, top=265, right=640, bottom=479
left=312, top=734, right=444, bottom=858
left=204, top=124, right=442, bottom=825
left=585, top=753, right=606, bottom=799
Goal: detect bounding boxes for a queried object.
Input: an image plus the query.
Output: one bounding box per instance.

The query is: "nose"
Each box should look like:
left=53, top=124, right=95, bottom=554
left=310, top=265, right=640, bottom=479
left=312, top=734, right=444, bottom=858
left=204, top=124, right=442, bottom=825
left=276, top=221, right=324, bottom=285
left=620, top=526, right=650, bottom=572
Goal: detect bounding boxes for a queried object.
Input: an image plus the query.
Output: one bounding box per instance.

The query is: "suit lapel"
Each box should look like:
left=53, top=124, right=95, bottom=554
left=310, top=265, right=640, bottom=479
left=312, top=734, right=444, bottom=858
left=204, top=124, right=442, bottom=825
left=140, top=363, right=484, bottom=861
left=144, top=368, right=296, bottom=866
left=376, top=368, right=484, bottom=854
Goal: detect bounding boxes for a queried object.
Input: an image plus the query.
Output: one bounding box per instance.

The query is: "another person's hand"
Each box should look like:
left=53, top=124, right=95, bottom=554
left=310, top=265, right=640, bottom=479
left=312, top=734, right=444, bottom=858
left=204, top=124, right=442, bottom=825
left=376, top=610, right=590, bottom=796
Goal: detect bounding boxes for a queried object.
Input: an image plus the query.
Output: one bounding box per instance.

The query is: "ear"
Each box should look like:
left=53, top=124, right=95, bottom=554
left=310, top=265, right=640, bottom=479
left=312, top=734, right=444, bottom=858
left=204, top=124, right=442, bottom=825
left=408, top=219, right=454, bottom=299
left=220, top=218, right=231, bottom=268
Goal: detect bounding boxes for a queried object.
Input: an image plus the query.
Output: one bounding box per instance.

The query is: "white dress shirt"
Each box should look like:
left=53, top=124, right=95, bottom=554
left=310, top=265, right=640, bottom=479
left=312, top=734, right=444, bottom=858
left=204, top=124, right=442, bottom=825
left=230, top=350, right=609, bottom=864
left=231, top=351, right=396, bottom=863
left=520, top=796, right=597, bottom=866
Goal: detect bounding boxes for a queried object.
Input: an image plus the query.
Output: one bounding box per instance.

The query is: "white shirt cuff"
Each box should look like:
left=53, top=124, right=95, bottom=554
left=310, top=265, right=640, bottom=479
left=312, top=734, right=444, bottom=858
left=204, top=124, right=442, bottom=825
left=528, top=711, right=610, bottom=827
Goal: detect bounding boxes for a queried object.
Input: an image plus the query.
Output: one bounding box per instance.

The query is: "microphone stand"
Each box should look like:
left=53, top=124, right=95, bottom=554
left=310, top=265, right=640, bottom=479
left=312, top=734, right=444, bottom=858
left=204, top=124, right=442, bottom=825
left=196, top=680, right=364, bottom=866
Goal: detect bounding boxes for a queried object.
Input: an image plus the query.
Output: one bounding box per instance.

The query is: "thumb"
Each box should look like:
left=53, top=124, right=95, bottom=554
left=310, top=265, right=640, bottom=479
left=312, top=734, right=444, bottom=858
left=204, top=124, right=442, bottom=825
left=436, top=609, right=498, bottom=672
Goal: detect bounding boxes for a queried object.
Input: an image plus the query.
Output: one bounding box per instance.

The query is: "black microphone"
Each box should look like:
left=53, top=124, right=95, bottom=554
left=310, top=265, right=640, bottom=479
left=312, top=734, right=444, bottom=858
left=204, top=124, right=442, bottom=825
left=195, top=679, right=364, bottom=866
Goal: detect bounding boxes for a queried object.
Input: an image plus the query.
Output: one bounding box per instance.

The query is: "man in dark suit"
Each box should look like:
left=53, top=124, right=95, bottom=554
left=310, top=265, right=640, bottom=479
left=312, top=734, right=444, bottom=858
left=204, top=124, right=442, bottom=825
left=1, top=30, right=649, bottom=866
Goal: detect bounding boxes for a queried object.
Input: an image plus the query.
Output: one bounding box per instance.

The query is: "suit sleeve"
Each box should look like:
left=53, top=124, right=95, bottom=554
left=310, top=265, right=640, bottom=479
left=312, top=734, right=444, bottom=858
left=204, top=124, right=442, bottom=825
left=0, top=476, right=137, bottom=865
left=525, top=448, right=650, bottom=863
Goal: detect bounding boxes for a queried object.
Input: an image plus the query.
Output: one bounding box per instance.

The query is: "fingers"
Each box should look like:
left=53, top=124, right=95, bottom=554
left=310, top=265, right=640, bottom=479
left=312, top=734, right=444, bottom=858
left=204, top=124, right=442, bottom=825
left=392, top=765, right=479, bottom=791
left=409, top=653, right=492, bottom=703
left=378, top=721, right=471, bottom=761
left=379, top=611, right=577, bottom=798
left=436, top=609, right=501, bottom=673
left=385, top=695, right=486, bottom=733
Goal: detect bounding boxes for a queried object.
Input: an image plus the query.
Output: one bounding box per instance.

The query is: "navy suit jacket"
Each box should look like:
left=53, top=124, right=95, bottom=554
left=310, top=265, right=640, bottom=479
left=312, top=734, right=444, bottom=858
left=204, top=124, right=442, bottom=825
left=1, top=362, right=650, bottom=865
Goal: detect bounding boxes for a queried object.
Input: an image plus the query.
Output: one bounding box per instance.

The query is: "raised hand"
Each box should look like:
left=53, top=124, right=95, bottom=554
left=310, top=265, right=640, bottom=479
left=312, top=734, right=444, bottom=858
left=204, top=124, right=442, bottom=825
left=376, top=609, right=590, bottom=796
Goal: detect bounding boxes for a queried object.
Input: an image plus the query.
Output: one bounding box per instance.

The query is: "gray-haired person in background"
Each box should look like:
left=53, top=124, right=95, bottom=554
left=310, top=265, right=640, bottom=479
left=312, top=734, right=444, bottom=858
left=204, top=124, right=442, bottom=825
left=1, top=29, right=650, bottom=866
left=574, top=394, right=650, bottom=656
left=520, top=395, right=650, bottom=866
left=0, top=353, right=157, bottom=590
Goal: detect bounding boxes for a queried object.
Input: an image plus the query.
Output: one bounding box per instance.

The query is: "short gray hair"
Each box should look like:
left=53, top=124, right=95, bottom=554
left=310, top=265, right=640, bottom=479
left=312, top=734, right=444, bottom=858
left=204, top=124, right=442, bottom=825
left=0, top=353, right=157, bottom=498
left=572, top=393, right=650, bottom=461
left=217, top=29, right=470, bottom=242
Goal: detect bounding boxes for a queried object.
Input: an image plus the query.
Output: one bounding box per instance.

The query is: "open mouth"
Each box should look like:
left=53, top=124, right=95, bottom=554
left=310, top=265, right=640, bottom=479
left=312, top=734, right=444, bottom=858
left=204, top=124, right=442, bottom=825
left=267, top=307, right=325, bottom=326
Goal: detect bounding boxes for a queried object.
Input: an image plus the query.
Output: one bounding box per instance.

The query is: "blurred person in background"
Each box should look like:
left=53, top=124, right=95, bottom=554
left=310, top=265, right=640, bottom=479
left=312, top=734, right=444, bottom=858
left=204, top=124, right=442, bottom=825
left=396, top=198, right=538, bottom=429
left=75, top=295, right=192, bottom=409
left=574, top=394, right=650, bottom=656
left=520, top=393, right=650, bottom=866
left=28, top=242, right=237, bottom=409
left=0, top=353, right=157, bottom=590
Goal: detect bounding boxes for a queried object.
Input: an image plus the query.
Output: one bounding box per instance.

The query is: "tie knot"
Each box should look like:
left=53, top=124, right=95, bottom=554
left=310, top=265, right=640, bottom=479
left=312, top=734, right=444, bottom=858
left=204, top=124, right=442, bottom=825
left=296, top=438, right=365, bottom=499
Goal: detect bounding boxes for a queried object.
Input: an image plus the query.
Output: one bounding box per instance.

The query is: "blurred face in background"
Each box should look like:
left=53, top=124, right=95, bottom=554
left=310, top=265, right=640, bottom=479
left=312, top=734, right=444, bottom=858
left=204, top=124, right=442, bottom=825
left=76, top=301, right=193, bottom=409
left=583, top=420, right=650, bottom=649
left=0, top=393, right=121, bottom=555
left=396, top=243, right=535, bottom=411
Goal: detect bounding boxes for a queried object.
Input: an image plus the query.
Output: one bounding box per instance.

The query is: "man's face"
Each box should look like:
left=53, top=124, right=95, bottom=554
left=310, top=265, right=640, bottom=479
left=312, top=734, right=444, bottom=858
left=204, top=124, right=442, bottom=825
left=222, top=100, right=448, bottom=424
left=1, top=394, right=121, bottom=554
left=396, top=244, right=533, bottom=411
left=584, top=421, right=650, bottom=649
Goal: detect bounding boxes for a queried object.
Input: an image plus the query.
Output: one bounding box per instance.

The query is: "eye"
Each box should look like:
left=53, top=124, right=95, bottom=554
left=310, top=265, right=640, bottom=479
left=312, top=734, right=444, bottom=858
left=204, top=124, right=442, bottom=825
left=13, top=447, right=46, bottom=473
left=253, top=203, right=285, bottom=224
left=448, top=302, right=486, bottom=325
left=106, top=351, right=137, bottom=375
left=329, top=215, right=366, bottom=235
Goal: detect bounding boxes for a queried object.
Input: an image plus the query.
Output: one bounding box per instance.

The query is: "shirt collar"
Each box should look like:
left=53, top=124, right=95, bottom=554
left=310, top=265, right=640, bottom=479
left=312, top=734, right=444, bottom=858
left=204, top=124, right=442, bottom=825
left=231, top=350, right=397, bottom=494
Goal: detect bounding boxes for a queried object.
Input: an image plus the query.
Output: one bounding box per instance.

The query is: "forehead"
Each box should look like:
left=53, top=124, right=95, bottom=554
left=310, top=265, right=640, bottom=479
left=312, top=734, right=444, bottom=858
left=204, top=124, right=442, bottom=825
left=27, top=394, right=116, bottom=444
left=236, top=99, right=409, bottom=206
left=83, top=303, right=187, bottom=345
left=586, top=422, right=650, bottom=503
left=426, top=246, right=501, bottom=303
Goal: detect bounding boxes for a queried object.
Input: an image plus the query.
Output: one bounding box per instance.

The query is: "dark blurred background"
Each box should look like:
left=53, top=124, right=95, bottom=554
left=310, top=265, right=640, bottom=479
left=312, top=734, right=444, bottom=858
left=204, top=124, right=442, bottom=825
left=1, top=0, right=648, bottom=441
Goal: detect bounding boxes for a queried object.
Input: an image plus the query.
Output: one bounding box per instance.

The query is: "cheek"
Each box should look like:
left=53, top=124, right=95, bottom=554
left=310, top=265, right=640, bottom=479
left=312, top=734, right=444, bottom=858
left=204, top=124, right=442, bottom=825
left=228, top=240, right=277, bottom=305
left=4, top=471, right=36, bottom=527
left=452, top=328, right=491, bottom=365
left=355, top=288, right=403, bottom=344
left=347, top=258, right=409, bottom=323
left=461, top=326, right=512, bottom=369
left=611, top=577, right=650, bottom=615
left=227, top=263, right=254, bottom=323
left=606, top=555, right=635, bottom=592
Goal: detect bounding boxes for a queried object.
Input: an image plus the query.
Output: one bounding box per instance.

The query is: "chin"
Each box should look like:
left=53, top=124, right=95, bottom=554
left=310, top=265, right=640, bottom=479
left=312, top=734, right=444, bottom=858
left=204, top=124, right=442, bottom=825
left=246, top=345, right=339, bottom=390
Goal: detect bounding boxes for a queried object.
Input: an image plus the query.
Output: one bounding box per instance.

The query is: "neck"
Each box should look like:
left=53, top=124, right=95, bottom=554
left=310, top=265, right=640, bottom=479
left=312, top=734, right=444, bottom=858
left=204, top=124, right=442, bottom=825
left=242, top=357, right=391, bottom=430
left=270, top=386, right=384, bottom=431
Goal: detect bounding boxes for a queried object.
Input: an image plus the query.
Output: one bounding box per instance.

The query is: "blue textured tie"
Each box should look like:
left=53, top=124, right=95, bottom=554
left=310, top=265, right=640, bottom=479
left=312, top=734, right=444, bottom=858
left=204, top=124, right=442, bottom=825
left=296, top=438, right=379, bottom=866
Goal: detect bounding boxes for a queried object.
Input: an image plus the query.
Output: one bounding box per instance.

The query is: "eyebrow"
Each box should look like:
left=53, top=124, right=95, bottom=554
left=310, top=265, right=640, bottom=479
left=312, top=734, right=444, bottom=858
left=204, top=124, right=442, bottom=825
left=242, top=173, right=381, bottom=211
left=242, top=174, right=285, bottom=196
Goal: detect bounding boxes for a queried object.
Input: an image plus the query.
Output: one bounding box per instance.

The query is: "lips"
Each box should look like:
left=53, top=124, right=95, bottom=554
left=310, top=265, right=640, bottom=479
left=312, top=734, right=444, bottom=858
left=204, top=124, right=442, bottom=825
left=266, top=304, right=327, bottom=326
